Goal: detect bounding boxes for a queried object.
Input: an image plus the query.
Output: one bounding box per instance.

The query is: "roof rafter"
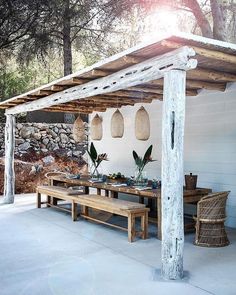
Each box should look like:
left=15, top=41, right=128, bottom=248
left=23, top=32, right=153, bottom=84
left=6, top=46, right=197, bottom=115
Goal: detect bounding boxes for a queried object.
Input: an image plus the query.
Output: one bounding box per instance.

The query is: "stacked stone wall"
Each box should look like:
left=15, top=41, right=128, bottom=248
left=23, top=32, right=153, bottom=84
left=0, top=123, right=88, bottom=160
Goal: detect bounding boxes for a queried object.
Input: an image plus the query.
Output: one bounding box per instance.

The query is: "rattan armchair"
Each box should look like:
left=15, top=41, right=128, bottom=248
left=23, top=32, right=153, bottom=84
left=194, top=191, right=230, bottom=247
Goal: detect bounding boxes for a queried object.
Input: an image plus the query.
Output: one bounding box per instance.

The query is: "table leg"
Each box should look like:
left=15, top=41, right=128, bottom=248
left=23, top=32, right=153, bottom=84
left=85, top=186, right=89, bottom=194
left=37, top=192, right=41, bottom=208
left=139, top=196, right=144, bottom=204
left=72, top=201, right=77, bottom=221
left=49, top=178, right=54, bottom=186
left=105, top=190, right=109, bottom=197
left=148, top=198, right=153, bottom=209
left=52, top=197, right=58, bottom=206
left=157, top=197, right=162, bottom=240
left=97, top=188, right=101, bottom=195
left=111, top=191, right=118, bottom=199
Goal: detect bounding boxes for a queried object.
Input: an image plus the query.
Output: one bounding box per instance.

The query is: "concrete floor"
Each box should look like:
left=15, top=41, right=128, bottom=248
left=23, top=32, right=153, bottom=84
left=0, top=194, right=236, bottom=295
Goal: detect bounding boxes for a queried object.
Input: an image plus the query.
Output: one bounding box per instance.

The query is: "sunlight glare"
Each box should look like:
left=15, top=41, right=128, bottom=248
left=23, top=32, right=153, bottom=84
left=141, top=9, right=179, bottom=43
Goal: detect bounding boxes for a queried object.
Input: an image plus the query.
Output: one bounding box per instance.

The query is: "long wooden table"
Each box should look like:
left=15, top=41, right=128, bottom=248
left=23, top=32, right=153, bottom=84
left=48, top=175, right=212, bottom=239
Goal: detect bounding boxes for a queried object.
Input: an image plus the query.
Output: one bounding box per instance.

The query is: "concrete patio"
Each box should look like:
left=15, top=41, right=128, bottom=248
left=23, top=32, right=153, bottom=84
left=0, top=194, right=235, bottom=295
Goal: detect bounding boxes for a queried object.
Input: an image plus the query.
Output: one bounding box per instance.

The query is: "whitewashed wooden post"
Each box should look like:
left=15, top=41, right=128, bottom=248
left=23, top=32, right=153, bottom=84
left=3, top=114, right=16, bottom=204
left=161, top=69, right=186, bottom=280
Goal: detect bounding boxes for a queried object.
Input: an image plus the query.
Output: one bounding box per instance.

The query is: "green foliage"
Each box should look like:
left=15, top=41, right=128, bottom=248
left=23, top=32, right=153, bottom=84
left=87, top=142, right=108, bottom=175
left=0, top=67, right=33, bottom=100
left=87, top=142, right=98, bottom=165
left=133, top=145, right=156, bottom=173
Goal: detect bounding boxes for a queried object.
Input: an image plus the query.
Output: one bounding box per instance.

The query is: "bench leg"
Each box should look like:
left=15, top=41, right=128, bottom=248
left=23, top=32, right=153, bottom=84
left=128, top=213, right=135, bottom=243
left=141, top=212, right=148, bottom=240
left=72, top=201, right=77, bottom=221
left=37, top=191, right=41, bottom=208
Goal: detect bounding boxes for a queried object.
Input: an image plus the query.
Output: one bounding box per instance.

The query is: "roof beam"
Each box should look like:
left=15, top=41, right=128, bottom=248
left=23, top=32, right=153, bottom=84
left=147, top=79, right=226, bottom=91
left=127, top=86, right=198, bottom=96
left=161, top=40, right=236, bottom=65
left=6, top=46, right=197, bottom=115
left=187, top=68, right=236, bottom=82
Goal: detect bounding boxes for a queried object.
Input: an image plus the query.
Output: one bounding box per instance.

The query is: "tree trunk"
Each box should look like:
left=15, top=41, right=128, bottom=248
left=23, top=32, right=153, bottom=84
left=183, top=0, right=213, bottom=38
left=62, top=0, right=75, bottom=122
left=210, top=0, right=227, bottom=41
left=3, top=114, right=15, bottom=204
left=63, top=0, right=72, bottom=76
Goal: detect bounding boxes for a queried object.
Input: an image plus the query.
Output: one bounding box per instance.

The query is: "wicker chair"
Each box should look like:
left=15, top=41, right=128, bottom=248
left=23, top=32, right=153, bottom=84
left=194, top=191, right=230, bottom=247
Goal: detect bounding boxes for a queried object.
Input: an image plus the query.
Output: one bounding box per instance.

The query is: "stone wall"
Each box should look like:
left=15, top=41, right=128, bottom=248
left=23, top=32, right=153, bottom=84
left=0, top=122, right=88, bottom=160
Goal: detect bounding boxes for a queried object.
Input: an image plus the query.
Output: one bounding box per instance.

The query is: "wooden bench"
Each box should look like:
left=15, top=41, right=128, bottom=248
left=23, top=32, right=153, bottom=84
left=75, top=194, right=149, bottom=242
left=36, top=186, right=149, bottom=242
left=36, top=185, right=81, bottom=221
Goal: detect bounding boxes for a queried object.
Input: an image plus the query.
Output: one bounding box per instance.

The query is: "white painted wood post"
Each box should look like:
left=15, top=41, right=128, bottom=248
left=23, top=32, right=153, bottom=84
left=3, top=114, right=15, bottom=204
left=161, top=69, right=186, bottom=280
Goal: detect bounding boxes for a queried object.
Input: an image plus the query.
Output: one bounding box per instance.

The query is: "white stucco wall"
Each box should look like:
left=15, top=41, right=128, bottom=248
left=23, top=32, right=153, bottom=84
left=90, top=83, right=236, bottom=228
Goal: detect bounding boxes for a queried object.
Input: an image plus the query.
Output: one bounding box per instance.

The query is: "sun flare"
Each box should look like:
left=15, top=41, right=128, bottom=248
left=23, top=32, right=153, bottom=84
left=141, top=9, right=179, bottom=43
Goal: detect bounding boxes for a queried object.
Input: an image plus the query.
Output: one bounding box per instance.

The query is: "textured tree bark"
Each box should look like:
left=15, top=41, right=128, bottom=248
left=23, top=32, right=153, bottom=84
left=3, top=114, right=15, bottom=204
left=183, top=0, right=213, bottom=38
left=63, top=0, right=72, bottom=76
left=210, top=0, right=226, bottom=41
left=161, top=70, right=186, bottom=280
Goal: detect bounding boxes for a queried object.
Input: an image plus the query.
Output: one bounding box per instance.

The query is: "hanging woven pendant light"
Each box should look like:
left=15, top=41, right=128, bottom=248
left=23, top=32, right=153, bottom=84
left=91, top=114, right=103, bottom=140
left=72, top=116, right=85, bottom=143
left=135, top=106, right=150, bottom=141
left=111, top=109, right=124, bottom=138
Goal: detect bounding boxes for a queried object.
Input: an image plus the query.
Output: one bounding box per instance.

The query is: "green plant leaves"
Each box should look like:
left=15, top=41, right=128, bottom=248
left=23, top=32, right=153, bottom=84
left=90, top=142, right=97, bottom=161
left=143, top=145, right=153, bottom=165
left=133, top=145, right=156, bottom=171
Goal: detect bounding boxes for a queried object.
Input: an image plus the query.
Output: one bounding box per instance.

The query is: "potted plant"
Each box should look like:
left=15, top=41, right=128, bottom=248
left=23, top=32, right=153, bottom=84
left=87, top=142, right=108, bottom=179
left=132, top=145, right=156, bottom=186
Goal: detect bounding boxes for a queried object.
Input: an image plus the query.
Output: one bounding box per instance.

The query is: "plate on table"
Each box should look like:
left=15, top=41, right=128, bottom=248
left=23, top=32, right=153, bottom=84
left=134, top=186, right=152, bottom=191
left=66, top=174, right=80, bottom=180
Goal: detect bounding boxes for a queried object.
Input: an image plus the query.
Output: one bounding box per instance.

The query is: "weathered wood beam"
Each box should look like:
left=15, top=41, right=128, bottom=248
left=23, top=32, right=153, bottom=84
left=103, top=90, right=158, bottom=99
left=161, top=40, right=236, bottom=65
left=56, top=77, right=89, bottom=86
left=122, top=55, right=144, bottom=64
left=187, top=68, right=236, bottom=82
left=6, top=46, right=196, bottom=115
left=3, top=114, right=15, bottom=204
left=43, top=108, right=93, bottom=114
left=62, top=101, right=135, bottom=108
left=90, top=97, right=154, bottom=103
left=148, top=79, right=226, bottom=91
left=128, top=86, right=198, bottom=96
left=161, top=70, right=185, bottom=280
left=51, top=85, right=66, bottom=91
left=186, top=80, right=226, bottom=91
left=44, top=105, right=107, bottom=113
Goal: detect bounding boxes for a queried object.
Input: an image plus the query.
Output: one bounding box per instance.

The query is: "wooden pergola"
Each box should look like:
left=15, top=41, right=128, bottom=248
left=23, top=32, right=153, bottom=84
left=1, top=32, right=236, bottom=280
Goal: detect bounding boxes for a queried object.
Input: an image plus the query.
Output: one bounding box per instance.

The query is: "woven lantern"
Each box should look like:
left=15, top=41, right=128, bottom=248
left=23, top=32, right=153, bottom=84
left=135, top=106, right=150, bottom=141
left=91, top=114, right=103, bottom=140
left=72, top=116, right=85, bottom=143
left=111, top=109, right=124, bottom=138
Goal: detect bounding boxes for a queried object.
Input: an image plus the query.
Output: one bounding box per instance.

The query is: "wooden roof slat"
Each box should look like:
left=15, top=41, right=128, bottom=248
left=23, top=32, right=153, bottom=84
left=0, top=32, right=236, bottom=113
left=146, top=79, right=226, bottom=91
left=161, top=40, right=236, bottom=65
left=187, top=68, right=236, bottom=82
